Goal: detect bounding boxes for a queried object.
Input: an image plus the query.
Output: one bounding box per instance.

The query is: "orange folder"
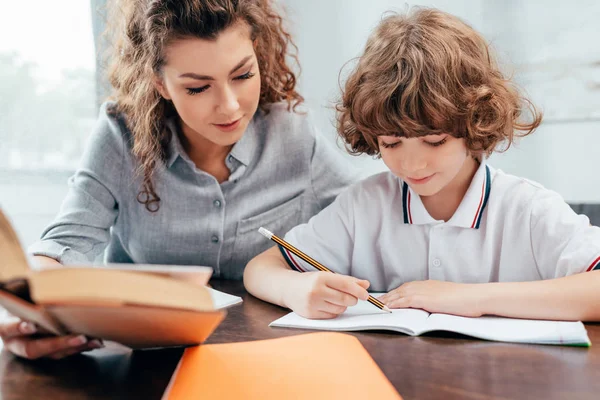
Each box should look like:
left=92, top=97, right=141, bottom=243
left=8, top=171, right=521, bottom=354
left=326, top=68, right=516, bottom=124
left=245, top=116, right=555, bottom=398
left=163, top=332, right=402, bottom=399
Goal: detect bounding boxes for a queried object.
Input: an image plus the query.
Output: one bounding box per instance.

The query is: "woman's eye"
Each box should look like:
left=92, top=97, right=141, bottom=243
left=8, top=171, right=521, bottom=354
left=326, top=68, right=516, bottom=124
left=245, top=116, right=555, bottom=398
left=186, top=85, right=210, bottom=95
left=234, top=71, right=255, bottom=80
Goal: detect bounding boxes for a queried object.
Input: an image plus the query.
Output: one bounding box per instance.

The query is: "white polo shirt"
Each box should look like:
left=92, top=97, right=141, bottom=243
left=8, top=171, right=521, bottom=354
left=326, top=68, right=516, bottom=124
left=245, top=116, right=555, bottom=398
left=280, top=161, right=600, bottom=292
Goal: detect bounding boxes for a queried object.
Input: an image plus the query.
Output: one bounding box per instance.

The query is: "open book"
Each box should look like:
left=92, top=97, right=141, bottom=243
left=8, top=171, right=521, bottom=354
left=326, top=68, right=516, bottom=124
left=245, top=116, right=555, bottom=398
left=270, top=297, right=591, bottom=346
left=0, top=208, right=241, bottom=349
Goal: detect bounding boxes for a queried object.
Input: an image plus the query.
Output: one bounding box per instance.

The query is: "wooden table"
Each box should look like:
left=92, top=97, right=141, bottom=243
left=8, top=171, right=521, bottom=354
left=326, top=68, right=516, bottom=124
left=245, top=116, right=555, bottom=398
left=1, top=279, right=599, bottom=399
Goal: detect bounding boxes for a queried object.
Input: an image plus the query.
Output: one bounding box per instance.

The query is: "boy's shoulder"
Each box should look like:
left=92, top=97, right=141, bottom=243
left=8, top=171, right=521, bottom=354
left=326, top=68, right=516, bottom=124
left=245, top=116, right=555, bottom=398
left=341, top=171, right=402, bottom=204
left=489, top=166, right=565, bottom=213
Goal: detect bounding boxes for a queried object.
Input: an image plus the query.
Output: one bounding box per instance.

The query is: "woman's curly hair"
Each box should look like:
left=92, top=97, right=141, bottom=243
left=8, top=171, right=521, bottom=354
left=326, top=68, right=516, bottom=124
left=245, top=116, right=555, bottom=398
left=105, top=0, right=303, bottom=211
left=336, top=8, right=542, bottom=157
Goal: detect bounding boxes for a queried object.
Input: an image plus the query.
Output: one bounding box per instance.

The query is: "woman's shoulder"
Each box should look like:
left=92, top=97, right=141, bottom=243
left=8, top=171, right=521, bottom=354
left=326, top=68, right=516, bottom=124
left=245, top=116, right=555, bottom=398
left=82, top=101, right=135, bottom=163
left=97, top=101, right=134, bottom=142
left=256, top=102, right=319, bottom=142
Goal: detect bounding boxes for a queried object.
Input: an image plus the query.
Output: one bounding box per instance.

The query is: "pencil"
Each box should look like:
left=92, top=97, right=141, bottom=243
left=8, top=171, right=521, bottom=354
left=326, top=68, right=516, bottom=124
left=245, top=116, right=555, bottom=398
left=258, top=227, right=391, bottom=313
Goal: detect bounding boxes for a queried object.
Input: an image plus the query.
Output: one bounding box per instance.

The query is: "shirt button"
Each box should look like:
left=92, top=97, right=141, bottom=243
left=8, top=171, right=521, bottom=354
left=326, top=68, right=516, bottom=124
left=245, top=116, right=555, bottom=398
left=432, top=259, right=441, bottom=267
left=228, top=155, right=234, bottom=162
left=211, top=235, right=219, bottom=243
left=213, top=200, right=221, bottom=208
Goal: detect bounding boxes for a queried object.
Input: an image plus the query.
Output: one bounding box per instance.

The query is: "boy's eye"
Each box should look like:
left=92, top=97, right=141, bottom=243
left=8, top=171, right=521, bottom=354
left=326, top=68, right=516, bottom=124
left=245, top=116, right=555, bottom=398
left=186, top=85, right=209, bottom=95
left=234, top=71, right=255, bottom=80
left=380, top=140, right=401, bottom=149
left=425, top=138, right=448, bottom=147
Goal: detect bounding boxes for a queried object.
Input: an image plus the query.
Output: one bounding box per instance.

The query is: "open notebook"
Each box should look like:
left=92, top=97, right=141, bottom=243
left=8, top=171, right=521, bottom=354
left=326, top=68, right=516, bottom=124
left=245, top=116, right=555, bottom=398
left=270, top=297, right=591, bottom=346
left=207, top=288, right=243, bottom=309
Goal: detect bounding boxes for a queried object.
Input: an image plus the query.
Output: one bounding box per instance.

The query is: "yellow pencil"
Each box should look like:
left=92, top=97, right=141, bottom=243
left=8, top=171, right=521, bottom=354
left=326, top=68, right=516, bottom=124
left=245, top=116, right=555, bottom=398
left=258, top=227, right=391, bottom=313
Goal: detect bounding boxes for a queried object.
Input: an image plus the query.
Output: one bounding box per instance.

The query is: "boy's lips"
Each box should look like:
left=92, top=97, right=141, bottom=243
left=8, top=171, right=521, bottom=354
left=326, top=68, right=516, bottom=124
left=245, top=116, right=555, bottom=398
left=407, top=174, right=435, bottom=184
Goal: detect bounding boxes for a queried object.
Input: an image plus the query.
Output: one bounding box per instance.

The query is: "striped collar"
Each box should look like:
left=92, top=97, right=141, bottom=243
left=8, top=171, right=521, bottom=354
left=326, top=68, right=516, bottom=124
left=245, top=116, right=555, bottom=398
left=402, top=161, right=492, bottom=229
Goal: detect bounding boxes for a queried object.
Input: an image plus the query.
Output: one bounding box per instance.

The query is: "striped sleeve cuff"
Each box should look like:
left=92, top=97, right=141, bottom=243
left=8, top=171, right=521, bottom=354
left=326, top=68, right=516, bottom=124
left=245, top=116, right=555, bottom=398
left=278, top=244, right=305, bottom=272
left=585, top=256, right=600, bottom=272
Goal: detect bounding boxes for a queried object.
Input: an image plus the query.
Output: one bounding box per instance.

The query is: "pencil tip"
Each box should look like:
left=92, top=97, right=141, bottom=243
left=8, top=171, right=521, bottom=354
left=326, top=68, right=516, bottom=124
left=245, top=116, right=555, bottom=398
left=383, top=305, right=392, bottom=313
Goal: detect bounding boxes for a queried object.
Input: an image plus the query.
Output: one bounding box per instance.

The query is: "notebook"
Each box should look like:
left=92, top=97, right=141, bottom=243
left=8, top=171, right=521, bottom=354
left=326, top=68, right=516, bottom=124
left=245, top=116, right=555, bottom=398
left=162, top=332, right=402, bottom=400
left=207, top=287, right=243, bottom=309
left=270, top=297, right=591, bottom=346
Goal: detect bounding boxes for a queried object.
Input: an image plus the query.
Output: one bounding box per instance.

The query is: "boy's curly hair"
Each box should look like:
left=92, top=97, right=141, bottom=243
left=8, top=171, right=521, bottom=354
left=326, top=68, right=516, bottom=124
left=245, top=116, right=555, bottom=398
left=105, top=0, right=303, bottom=212
left=336, top=8, right=542, bottom=157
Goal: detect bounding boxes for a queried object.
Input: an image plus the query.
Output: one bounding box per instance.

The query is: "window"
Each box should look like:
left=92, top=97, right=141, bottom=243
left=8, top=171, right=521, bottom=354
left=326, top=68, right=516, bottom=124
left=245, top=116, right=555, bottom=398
left=0, top=0, right=97, bottom=245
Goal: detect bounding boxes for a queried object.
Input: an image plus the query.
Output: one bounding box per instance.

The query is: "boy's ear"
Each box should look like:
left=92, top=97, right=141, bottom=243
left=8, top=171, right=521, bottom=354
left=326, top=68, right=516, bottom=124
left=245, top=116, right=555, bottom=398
left=153, top=75, right=171, bottom=100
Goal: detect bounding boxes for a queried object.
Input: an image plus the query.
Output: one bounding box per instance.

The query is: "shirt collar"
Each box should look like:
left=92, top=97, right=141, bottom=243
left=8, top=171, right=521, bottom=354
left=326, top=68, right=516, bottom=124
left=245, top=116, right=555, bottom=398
left=228, top=113, right=257, bottom=167
left=402, top=160, right=492, bottom=229
left=165, top=115, right=258, bottom=169
left=166, top=118, right=184, bottom=168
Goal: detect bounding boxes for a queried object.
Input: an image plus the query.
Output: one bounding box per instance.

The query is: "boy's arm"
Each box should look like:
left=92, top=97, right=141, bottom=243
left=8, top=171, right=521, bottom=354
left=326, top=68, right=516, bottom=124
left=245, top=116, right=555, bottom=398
left=379, top=271, right=600, bottom=321
left=243, top=246, right=370, bottom=319
left=477, top=270, right=600, bottom=321
left=244, top=246, right=303, bottom=309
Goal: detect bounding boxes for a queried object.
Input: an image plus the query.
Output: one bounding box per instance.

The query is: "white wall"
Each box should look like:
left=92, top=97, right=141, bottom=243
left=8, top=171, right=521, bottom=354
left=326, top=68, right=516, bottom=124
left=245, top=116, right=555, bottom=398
left=281, top=0, right=600, bottom=202
left=280, top=0, right=485, bottom=173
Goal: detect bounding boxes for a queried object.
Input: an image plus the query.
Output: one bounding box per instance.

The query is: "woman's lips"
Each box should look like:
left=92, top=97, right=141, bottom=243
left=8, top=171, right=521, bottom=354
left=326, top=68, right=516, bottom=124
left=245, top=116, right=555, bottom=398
left=213, top=118, right=242, bottom=132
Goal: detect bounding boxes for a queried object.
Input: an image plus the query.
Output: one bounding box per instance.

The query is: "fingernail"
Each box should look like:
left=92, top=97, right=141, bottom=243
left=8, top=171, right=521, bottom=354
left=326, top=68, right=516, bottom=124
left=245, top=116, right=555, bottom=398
left=19, top=322, right=36, bottom=334
left=88, top=339, right=104, bottom=349
left=68, top=335, right=87, bottom=346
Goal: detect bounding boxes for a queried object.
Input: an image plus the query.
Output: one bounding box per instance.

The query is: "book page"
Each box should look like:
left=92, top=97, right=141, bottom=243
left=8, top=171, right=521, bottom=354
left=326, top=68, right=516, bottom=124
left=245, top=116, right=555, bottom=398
left=424, top=313, right=590, bottom=345
left=30, top=268, right=215, bottom=312
left=107, top=264, right=212, bottom=286
left=0, top=208, right=30, bottom=281
left=270, top=298, right=430, bottom=335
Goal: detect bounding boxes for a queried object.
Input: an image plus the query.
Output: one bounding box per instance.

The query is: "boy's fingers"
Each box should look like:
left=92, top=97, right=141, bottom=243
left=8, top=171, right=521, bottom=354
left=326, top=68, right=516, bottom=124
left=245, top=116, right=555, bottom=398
left=322, top=300, right=348, bottom=315
left=309, top=311, right=339, bottom=320
left=356, top=279, right=370, bottom=290
left=323, top=287, right=358, bottom=307
left=8, top=334, right=88, bottom=360
left=387, top=297, right=410, bottom=309
left=326, top=275, right=369, bottom=301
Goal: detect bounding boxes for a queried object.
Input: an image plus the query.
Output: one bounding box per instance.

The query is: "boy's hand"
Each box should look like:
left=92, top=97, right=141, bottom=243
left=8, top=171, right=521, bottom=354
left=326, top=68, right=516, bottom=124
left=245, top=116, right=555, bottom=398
left=379, top=280, right=484, bottom=317
left=283, top=272, right=370, bottom=319
left=0, top=315, right=104, bottom=360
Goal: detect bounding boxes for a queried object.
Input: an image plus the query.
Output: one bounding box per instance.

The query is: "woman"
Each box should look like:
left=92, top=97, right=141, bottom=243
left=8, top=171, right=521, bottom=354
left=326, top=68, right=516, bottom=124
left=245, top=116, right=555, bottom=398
left=0, top=0, right=358, bottom=359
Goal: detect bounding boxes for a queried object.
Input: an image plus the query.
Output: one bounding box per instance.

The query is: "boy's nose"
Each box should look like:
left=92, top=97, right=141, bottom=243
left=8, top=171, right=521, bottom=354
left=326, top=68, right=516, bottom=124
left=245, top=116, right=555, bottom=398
left=401, top=155, right=427, bottom=173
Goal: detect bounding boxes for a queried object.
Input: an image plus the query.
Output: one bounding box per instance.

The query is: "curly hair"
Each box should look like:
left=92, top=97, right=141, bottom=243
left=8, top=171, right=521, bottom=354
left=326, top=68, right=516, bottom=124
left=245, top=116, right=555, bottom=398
left=104, top=0, right=303, bottom=211
left=336, top=8, right=542, bottom=157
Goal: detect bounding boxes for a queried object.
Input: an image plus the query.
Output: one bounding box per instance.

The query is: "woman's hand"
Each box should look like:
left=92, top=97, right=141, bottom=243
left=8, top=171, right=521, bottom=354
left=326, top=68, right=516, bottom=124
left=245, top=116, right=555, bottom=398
left=379, top=280, right=484, bottom=317
left=0, top=315, right=103, bottom=360
left=283, top=271, right=370, bottom=319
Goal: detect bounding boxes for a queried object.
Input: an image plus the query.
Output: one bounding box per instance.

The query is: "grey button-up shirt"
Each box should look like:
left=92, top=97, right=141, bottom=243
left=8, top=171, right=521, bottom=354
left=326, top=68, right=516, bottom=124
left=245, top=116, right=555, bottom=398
left=29, top=102, right=360, bottom=279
